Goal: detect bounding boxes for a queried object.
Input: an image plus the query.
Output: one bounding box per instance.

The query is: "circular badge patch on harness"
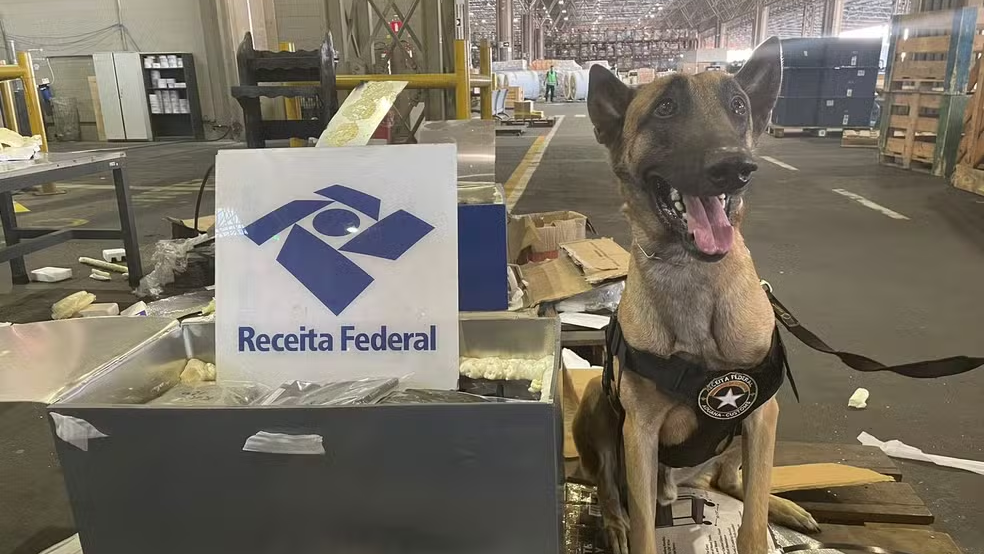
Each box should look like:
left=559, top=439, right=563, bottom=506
left=698, top=372, right=759, bottom=420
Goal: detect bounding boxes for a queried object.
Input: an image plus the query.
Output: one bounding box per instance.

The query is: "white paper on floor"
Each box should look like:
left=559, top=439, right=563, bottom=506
left=858, top=431, right=984, bottom=476
left=656, top=487, right=779, bottom=554
left=562, top=348, right=592, bottom=370
left=559, top=312, right=610, bottom=329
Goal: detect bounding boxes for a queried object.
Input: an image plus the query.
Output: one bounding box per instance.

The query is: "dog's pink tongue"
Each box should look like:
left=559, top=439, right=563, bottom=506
left=682, top=195, right=734, bottom=256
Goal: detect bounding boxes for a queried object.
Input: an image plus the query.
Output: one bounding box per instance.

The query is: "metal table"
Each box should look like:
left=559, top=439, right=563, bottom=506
left=0, top=151, right=143, bottom=287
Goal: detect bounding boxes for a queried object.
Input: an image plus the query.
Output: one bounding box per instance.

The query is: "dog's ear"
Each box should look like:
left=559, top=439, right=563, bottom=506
left=735, top=36, right=783, bottom=138
left=588, top=65, right=634, bottom=146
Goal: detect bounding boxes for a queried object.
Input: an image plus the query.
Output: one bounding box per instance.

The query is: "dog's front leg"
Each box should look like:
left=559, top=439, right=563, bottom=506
left=623, top=413, right=660, bottom=554
left=737, top=398, right=779, bottom=554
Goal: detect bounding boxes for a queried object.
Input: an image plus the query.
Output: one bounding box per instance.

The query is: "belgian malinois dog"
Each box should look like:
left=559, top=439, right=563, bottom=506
left=573, top=38, right=821, bottom=554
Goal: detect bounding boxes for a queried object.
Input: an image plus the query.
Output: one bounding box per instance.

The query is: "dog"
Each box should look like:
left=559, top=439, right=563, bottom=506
left=572, top=37, right=820, bottom=554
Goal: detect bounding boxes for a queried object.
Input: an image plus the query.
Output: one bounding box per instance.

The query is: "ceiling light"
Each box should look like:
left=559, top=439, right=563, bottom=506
left=561, top=8, right=566, bottom=12
left=658, top=5, right=664, bottom=9
left=481, top=19, right=487, bottom=23
left=564, top=15, right=569, bottom=20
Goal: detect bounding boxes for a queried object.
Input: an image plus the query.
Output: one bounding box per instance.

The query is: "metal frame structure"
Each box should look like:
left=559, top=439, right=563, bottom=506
left=0, top=152, right=144, bottom=287
left=471, top=0, right=908, bottom=58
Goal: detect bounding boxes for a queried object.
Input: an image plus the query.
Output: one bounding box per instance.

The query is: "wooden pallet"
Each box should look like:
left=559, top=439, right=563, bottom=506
left=564, top=441, right=965, bottom=554
left=886, top=7, right=984, bottom=95
left=879, top=91, right=945, bottom=172
left=842, top=129, right=880, bottom=148
left=879, top=7, right=984, bottom=175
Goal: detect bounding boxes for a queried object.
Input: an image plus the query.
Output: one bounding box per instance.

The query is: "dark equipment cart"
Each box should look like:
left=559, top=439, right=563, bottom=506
left=0, top=152, right=143, bottom=287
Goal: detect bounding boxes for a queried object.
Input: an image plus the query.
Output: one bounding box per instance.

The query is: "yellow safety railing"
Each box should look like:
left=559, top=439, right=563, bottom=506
left=0, top=52, right=49, bottom=152
left=332, top=39, right=494, bottom=120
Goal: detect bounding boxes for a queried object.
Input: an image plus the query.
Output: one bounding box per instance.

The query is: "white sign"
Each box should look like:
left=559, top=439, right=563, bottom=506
left=656, top=488, right=778, bottom=554
left=215, top=145, right=459, bottom=389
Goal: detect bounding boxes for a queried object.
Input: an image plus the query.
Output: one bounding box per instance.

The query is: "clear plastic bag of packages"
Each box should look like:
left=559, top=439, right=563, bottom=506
left=254, top=377, right=400, bottom=406
left=150, top=381, right=270, bottom=406
left=379, top=389, right=494, bottom=404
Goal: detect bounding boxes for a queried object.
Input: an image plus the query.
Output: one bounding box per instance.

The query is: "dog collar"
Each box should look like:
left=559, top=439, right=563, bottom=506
left=602, top=314, right=798, bottom=468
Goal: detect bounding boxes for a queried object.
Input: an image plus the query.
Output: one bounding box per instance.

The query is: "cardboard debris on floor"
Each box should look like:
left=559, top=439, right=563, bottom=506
left=518, top=239, right=630, bottom=307
left=561, top=238, right=630, bottom=284
left=166, top=215, right=214, bottom=239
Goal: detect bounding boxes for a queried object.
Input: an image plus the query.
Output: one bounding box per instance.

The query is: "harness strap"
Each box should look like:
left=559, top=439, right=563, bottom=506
left=766, top=287, right=984, bottom=379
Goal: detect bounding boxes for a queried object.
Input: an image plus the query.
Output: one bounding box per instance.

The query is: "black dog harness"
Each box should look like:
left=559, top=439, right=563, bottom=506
left=602, top=283, right=984, bottom=470
left=602, top=315, right=797, bottom=468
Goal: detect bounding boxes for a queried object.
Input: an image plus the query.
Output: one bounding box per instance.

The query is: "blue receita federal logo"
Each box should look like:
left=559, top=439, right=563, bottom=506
left=243, top=185, right=434, bottom=315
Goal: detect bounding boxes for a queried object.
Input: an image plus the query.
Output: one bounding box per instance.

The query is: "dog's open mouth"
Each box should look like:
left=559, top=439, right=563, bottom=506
left=650, top=180, right=740, bottom=258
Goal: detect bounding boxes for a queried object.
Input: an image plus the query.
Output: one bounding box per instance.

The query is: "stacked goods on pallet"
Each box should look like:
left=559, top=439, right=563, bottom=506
left=772, top=38, right=880, bottom=131
left=879, top=7, right=984, bottom=175
left=952, top=47, right=984, bottom=195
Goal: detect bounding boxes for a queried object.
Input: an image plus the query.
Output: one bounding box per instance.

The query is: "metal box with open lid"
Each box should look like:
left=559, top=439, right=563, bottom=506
left=0, top=317, right=179, bottom=554
left=47, top=314, right=564, bottom=554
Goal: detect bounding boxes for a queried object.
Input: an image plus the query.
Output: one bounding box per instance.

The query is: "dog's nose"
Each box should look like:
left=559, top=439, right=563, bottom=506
left=705, top=153, right=758, bottom=190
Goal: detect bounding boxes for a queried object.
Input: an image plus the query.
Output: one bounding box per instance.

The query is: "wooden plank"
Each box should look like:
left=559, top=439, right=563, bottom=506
left=780, top=482, right=934, bottom=526
left=886, top=137, right=906, bottom=155
left=796, top=501, right=934, bottom=525
left=898, top=35, right=951, bottom=53
left=913, top=140, right=937, bottom=161
left=894, top=60, right=948, bottom=80
left=87, top=76, right=106, bottom=142
left=782, top=482, right=926, bottom=506
left=773, top=442, right=902, bottom=481
left=810, top=524, right=964, bottom=554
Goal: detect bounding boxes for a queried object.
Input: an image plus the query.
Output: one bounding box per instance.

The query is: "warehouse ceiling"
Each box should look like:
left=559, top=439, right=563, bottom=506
left=470, top=0, right=903, bottom=44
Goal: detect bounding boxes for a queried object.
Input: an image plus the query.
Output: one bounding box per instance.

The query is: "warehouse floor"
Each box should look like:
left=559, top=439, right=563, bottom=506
left=2, top=102, right=984, bottom=554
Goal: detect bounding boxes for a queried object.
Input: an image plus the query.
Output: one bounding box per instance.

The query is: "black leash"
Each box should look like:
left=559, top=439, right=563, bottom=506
left=764, top=283, right=984, bottom=379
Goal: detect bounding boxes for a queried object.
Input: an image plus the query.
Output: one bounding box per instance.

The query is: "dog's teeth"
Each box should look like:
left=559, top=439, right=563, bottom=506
left=670, top=189, right=681, bottom=201
left=674, top=201, right=685, bottom=212
left=718, top=194, right=726, bottom=200
left=719, top=194, right=727, bottom=205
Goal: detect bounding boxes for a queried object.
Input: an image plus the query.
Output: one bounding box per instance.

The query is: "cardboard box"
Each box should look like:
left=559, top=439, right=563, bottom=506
left=508, top=210, right=588, bottom=264
left=513, top=100, right=534, bottom=115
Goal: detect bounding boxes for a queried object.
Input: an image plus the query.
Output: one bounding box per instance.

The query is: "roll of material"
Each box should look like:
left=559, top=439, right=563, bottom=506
left=565, top=70, right=590, bottom=101
left=495, top=71, right=541, bottom=100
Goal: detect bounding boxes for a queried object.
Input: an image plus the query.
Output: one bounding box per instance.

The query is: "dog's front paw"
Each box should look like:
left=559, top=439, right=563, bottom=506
left=736, top=526, right=770, bottom=554
left=604, top=518, right=630, bottom=554
left=769, top=497, right=821, bottom=534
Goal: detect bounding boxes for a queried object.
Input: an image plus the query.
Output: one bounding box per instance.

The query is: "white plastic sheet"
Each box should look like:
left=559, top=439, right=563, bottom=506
left=496, top=71, right=541, bottom=100
left=565, top=70, right=589, bottom=101
left=858, top=431, right=984, bottom=476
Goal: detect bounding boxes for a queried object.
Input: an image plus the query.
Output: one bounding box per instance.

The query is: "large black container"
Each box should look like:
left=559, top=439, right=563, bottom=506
left=820, top=66, right=879, bottom=97
left=780, top=38, right=829, bottom=67
left=772, top=97, right=819, bottom=127
left=825, top=38, right=882, bottom=68
left=780, top=68, right=822, bottom=97
left=817, top=97, right=876, bottom=127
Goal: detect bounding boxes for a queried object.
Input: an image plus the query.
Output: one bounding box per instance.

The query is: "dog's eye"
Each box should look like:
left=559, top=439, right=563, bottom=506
left=654, top=99, right=677, bottom=118
left=731, top=96, right=747, bottom=116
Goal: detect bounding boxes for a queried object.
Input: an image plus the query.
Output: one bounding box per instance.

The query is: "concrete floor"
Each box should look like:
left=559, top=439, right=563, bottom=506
left=2, top=106, right=983, bottom=553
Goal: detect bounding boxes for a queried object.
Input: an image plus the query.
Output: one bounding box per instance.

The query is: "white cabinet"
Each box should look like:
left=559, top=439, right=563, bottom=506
left=93, top=52, right=153, bottom=141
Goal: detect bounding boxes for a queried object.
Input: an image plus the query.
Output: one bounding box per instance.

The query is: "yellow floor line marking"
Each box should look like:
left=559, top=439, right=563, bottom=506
left=14, top=201, right=29, bottom=213
left=504, top=115, right=566, bottom=210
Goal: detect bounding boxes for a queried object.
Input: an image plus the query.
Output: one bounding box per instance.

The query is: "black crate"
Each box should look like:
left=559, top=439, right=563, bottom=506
left=781, top=68, right=823, bottom=97
left=772, top=97, right=819, bottom=127
left=820, top=66, right=879, bottom=97
left=781, top=38, right=829, bottom=68
left=825, top=38, right=882, bottom=68
left=817, top=97, right=876, bottom=127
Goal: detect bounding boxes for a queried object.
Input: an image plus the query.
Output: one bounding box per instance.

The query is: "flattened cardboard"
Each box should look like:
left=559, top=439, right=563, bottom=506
left=561, top=238, right=630, bottom=284
left=563, top=367, right=601, bottom=459
left=166, top=215, right=215, bottom=239
left=519, top=254, right=593, bottom=306
left=508, top=210, right=588, bottom=264
left=769, top=463, right=894, bottom=493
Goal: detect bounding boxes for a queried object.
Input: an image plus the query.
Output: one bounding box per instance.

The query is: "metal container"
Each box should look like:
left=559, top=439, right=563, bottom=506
left=0, top=317, right=179, bottom=554
left=48, top=315, right=563, bottom=554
